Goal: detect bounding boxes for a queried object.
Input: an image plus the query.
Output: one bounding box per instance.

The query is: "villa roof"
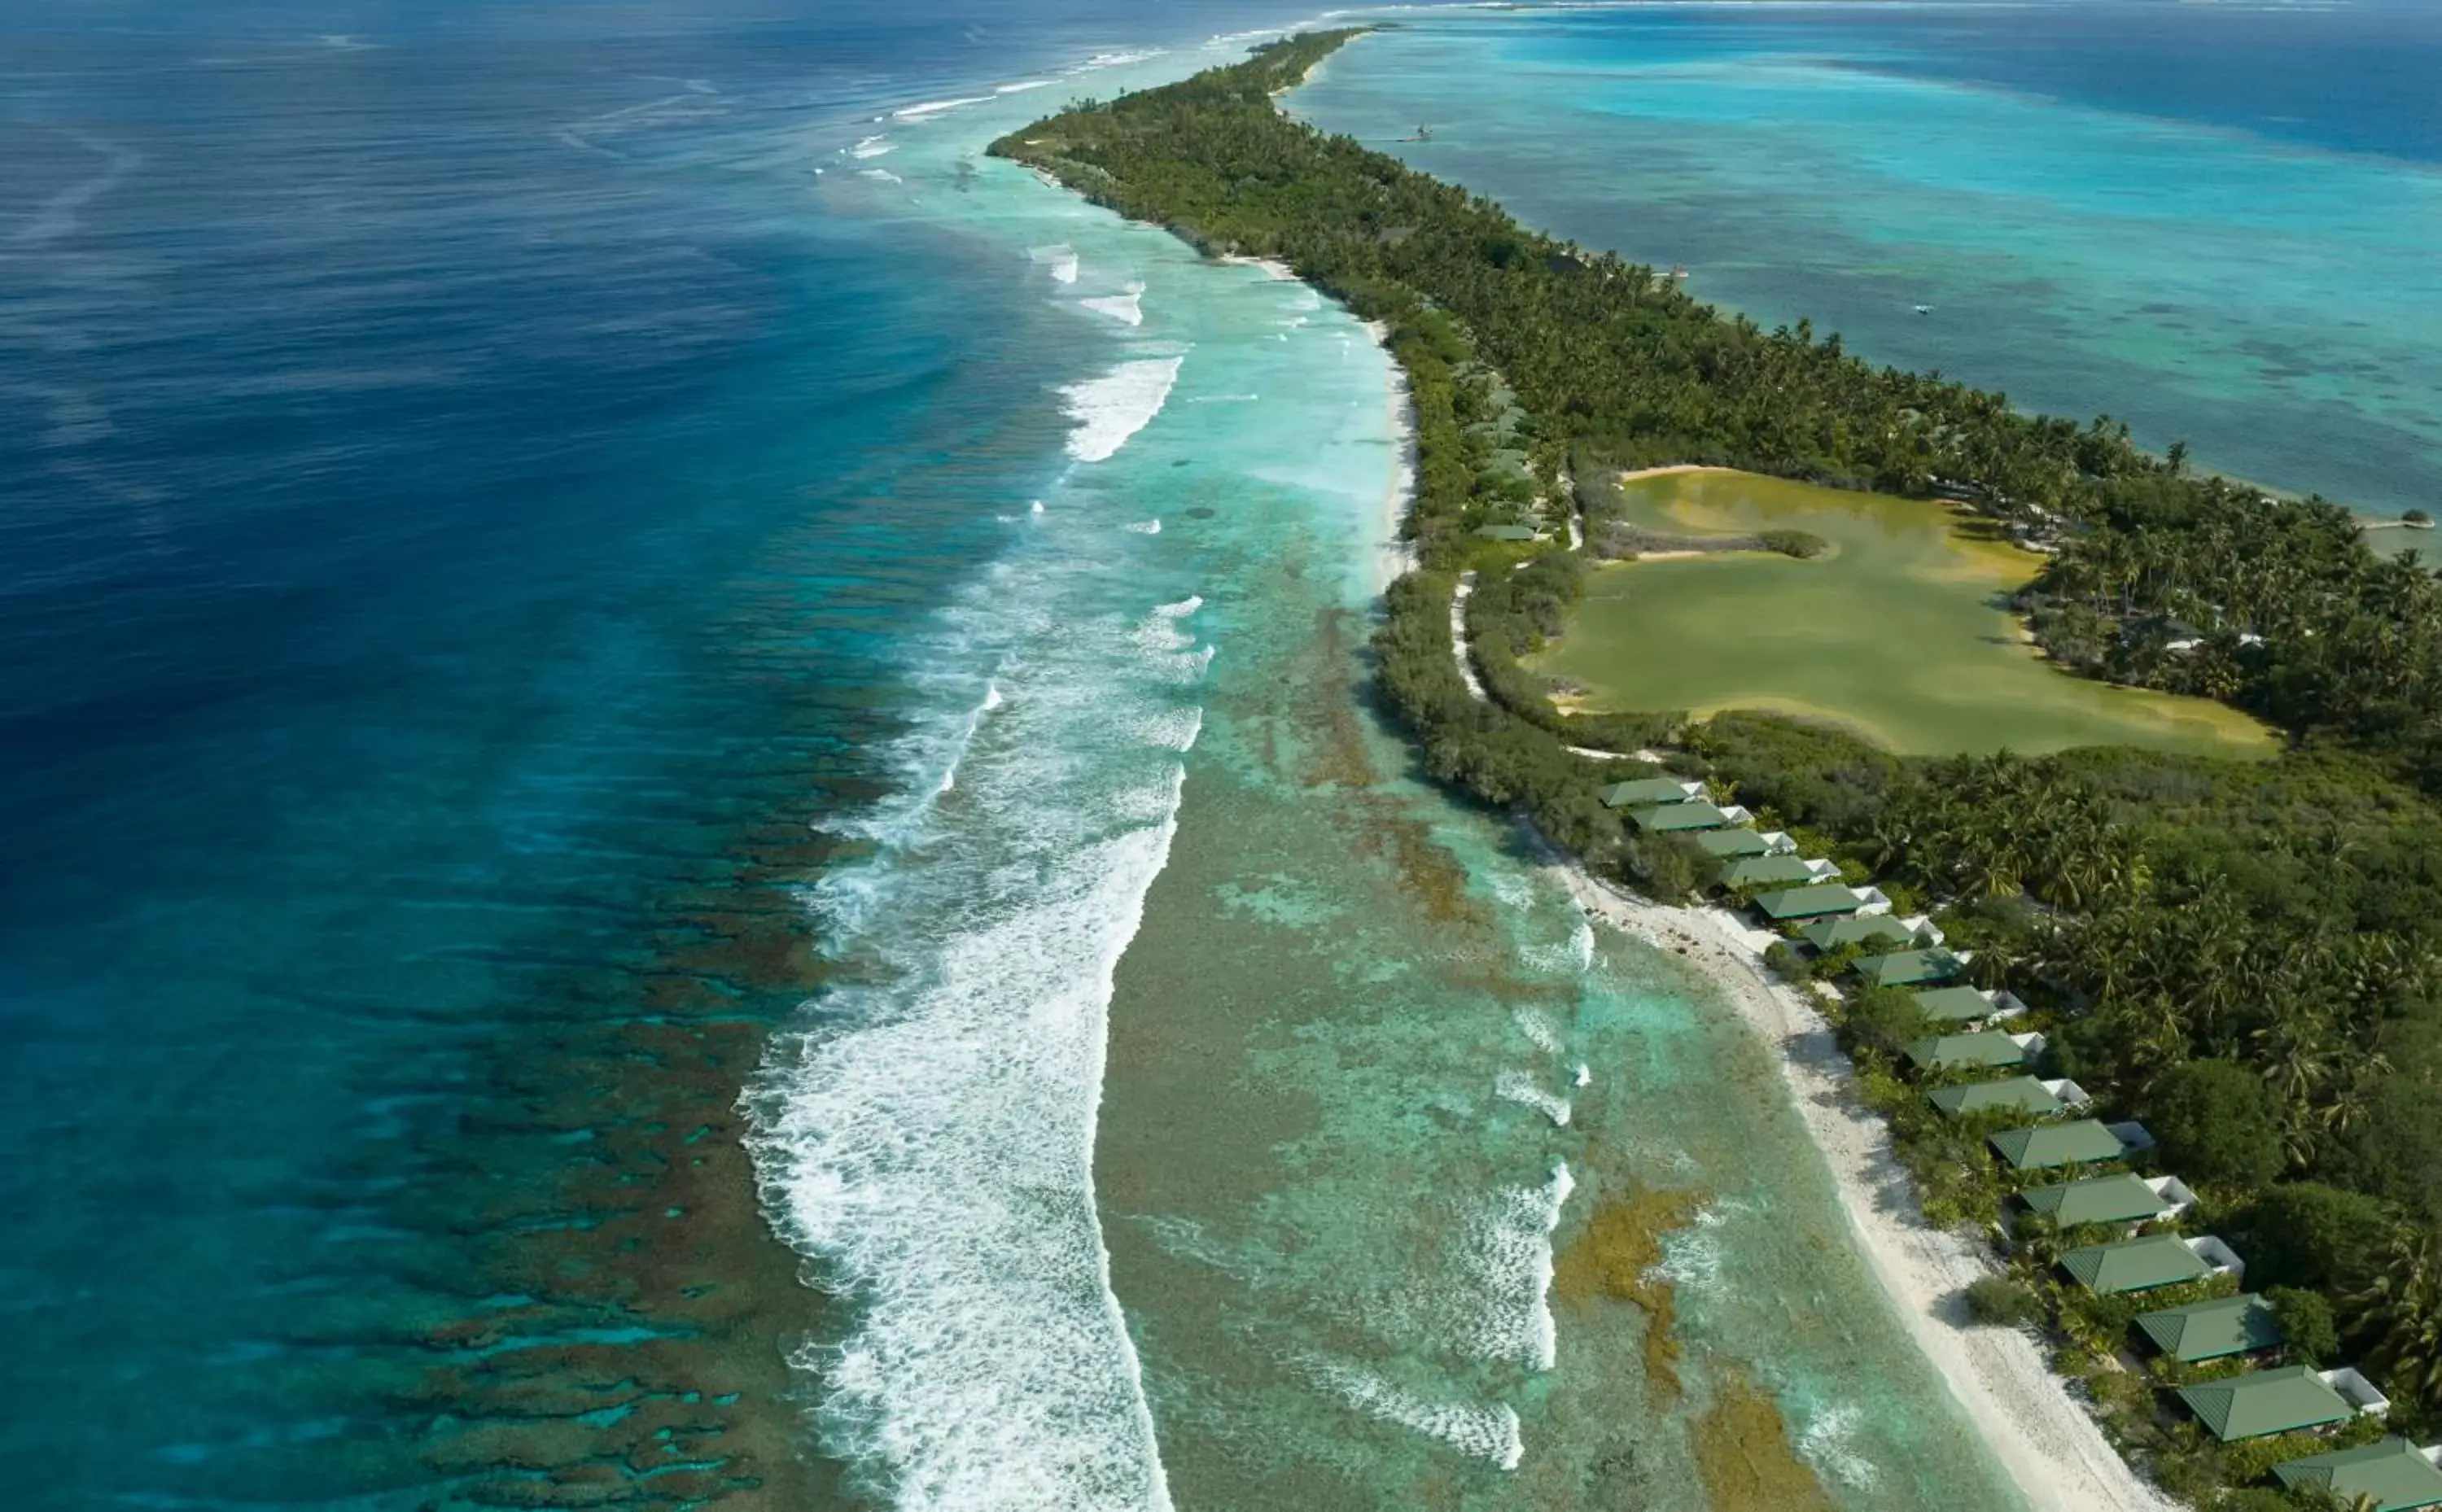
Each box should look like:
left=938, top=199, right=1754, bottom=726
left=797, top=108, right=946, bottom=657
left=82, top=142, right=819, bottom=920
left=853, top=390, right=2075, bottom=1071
left=1599, top=776, right=1701, bottom=810
left=1912, top=985, right=1997, bottom=1024
left=2138, top=1294, right=2286, bottom=1364
left=1928, top=1076, right=2063, bottom=1118
left=1632, top=802, right=1735, bottom=833
left=2274, top=1437, right=2442, bottom=1511
left=2019, top=1173, right=2172, bottom=1228
left=1722, top=854, right=1822, bottom=889
left=2179, top=1365, right=2355, bottom=1443
left=2061, top=1233, right=2212, bottom=1295
left=1757, top=884, right=1864, bottom=921
left=1903, top=1031, right=2030, bottom=1071
left=1800, top=914, right=1916, bottom=953
left=1989, top=1118, right=2131, bottom=1170
left=1695, top=828, right=1770, bottom=858
left=1853, top=948, right=1961, bottom=987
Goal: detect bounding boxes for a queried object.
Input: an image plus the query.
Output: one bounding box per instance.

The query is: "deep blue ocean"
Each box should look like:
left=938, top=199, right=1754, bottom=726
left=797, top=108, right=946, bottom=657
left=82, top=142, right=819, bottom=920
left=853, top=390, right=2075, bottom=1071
left=6, top=2, right=2440, bottom=1508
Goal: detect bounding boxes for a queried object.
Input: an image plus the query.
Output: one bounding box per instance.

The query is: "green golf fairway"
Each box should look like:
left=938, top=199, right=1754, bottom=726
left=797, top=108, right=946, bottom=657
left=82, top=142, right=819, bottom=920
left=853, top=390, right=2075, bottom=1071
left=1535, top=470, right=2278, bottom=758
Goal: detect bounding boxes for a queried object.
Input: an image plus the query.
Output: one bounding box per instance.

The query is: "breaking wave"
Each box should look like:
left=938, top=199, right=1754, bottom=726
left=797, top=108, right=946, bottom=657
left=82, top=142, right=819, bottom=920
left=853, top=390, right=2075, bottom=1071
left=1060, top=355, right=1184, bottom=463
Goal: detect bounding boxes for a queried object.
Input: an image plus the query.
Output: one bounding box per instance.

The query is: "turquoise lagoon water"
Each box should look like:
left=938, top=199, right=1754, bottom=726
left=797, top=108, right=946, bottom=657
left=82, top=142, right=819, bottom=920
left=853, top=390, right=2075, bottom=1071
left=1297, top=2, right=2442, bottom=516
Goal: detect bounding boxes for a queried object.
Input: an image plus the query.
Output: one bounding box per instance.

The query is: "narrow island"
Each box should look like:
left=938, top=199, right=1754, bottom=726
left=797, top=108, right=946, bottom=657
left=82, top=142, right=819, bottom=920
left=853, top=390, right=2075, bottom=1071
left=996, top=30, right=2442, bottom=1512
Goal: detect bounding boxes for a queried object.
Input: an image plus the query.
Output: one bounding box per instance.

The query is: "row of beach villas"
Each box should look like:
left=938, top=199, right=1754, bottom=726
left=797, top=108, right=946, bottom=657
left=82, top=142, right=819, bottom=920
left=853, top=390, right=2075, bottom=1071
left=1600, top=775, right=2440, bottom=1505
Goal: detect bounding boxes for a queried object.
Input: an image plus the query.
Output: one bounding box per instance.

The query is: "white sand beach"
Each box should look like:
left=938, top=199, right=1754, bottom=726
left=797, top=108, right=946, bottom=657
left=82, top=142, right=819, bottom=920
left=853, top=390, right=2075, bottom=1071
left=1556, top=865, right=2180, bottom=1512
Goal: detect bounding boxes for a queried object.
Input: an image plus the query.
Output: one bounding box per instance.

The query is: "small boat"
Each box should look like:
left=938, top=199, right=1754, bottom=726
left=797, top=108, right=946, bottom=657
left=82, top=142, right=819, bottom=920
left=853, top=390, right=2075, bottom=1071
left=1914, top=304, right=1934, bottom=315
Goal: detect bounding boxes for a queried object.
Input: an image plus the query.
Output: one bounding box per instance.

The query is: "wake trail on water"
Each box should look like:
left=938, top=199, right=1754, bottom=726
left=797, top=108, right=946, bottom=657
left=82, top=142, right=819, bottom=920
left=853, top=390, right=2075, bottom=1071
left=746, top=511, right=1211, bottom=1508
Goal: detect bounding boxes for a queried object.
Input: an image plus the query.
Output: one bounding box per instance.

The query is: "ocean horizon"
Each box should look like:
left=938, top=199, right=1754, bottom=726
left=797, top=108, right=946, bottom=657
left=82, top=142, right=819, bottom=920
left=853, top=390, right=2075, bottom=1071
left=7, top=2, right=2439, bottom=1507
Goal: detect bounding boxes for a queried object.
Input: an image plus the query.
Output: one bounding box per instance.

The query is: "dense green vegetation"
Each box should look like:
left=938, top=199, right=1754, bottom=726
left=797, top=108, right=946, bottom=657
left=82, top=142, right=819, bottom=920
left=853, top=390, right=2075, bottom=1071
left=997, top=31, right=2442, bottom=1505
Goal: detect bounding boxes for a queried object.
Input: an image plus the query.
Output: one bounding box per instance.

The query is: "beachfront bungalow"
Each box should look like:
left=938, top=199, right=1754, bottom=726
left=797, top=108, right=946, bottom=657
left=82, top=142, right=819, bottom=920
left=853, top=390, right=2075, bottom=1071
left=1853, top=946, right=1964, bottom=988
left=1928, top=1075, right=2089, bottom=1119
left=2178, top=1365, right=2388, bottom=1443
left=2018, top=1172, right=2194, bottom=1230
left=2274, top=1438, right=2442, bottom=1511
left=2137, top=1293, right=2287, bottom=1365
left=1719, top=854, right=1840, bottom=890
left=1599, top=776, right=1705, bottom=811
left=1756, top=883, right=1876, bottom=923
left=1912, top=985, right=2029, bottom=1026
left=1801, top=913, right=1921, bottom=954
left=2060, top=1233, right=2243, bottom=1296
left=1903, top=1030, right=2043, bottom=1073
left=1696, top=827, right=1793, bottom=859
left=1631, top=802, right=1748, bottom=834
left=1989, top=1117, right=2155, bottom=1172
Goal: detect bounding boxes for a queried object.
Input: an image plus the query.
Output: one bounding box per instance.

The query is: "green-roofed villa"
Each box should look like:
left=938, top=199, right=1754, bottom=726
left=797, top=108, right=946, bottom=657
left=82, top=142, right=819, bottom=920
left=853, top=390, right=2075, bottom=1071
left=1757, top=883, right=1888, bottom=922
left=1598, top=776, right=1705, bottom=810
left=1800, top=913, right=1924, bottom=954
left=2061, top=1232, right=2242, bottom=1295
left=1721, top=854, right=1839, bottom=890
left=2178, top=1365, right=2388, bottom=1443
left=1903, top=1030, right=2043, bottom=1072
left=1695, top=827, right=1792, bottom=859
left=1853, top=946, right=1964, bottom=987
left=1631, top=802, right=1751, bottom=834
left=1989, top=1117, right=2155, bottom=1171
left=2019, top=1172, right=2193, bottom=1229
left=1912, top=985, right=2029, bottom=1025
left=2138, top=1293, right=2286, bottom=1364
left=2274, top=1436, right=2442, bottom=1511
left=1928, top=1075, right=2088, bottom=1118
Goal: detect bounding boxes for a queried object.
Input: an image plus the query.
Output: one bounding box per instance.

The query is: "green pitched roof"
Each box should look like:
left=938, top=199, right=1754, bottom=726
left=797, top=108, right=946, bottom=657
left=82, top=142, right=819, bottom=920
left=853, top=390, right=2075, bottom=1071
left=2061, top=1233, right=2212, bottom=1295
left=1990, top=1118, right=2131, bottom=1170
left=2274, top=1437, right=2442, bottom=1511
left=1722, top=854, right=1823, bottom=889
left=1854, top=947, right=1961, bottom=987
left=2178, top=1365, right=2355, bottom=1443
left=1801, top=914, right=1916, bottom=953
left=1695, top=828, right=1771, bottom=858
left=2137, top=1294, right=2286, bottom=1364
left=1928, top=1076, right=2064, bottom=1118
left=1757, top=884, right=1864, bottom=921
left=1599, top=776, right=1700, bottom=810
left=1904, top=1031, right=2031, bottom=1071
left=1912, top=985, right=1998, bottom=1023
left=2020, top=1173, right=2172, bottom=1228
left=1632, top=802, right=1735, bottom=833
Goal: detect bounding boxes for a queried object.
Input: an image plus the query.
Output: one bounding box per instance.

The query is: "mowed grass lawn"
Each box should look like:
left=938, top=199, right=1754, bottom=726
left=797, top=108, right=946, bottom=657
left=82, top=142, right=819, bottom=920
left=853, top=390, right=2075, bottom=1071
left=1532, top=471, right=2278, bottom=758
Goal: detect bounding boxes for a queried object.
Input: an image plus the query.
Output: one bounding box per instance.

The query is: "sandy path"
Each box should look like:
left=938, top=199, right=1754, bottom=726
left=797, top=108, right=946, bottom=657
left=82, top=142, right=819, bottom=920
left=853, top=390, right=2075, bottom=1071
left=1554, top=866, right=2177, bottom=1512
left=1614, top=463, right=1744, bottom=485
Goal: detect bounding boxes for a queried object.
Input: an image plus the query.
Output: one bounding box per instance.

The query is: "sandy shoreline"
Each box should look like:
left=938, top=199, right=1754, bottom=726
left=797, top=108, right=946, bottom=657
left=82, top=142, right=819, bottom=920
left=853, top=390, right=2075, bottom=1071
left=1552, top=863, right=2176, bottom=1512
left=1615, top=463, right=1744, bottom=485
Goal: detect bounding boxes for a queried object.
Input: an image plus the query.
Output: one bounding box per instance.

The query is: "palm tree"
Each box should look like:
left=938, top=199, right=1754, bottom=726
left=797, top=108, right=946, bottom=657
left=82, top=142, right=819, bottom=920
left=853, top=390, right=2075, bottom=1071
left=2344, top=1223, right=2442, bottom=1418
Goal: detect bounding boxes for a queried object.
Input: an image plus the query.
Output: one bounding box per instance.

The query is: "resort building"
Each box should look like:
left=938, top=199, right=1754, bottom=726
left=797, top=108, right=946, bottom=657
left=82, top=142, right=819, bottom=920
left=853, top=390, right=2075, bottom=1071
left=1928, top=1075, right=2089, bottom=1119
left=1902, top=1029, right=2043, bottom=1073
left=2177, top=1364, right=2389, bottom=1443
left=1800, top=913, right=1927, bottom=954
left=1718, top=854, right=1840, bottom=890
left=2059, top=1232, right=2243, bottom=1296
left=2018, top=1171, right=2195, bottom=1230
left=2136, top=1293, right=2287, bottom=1365
left=1911, top=984, right=2029, bottom=1025
left=1852, top=946, right=1964, bottom=987
left=1989, top=1117, right=2155, bottom=1172
left=1630, top=802, right=1750, bottom=834
left=2273, top=1437, right=2442, bottom=1510
left=1598, top=776, right=1705, bottom=811
left=1756, top=883, right=1886, bottom=923
left=1695, top=827, right=1795, bottom=859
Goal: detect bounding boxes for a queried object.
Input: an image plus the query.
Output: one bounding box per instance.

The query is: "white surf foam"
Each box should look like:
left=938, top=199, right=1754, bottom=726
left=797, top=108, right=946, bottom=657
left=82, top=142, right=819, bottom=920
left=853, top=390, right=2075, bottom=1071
left=1185, top=393, right=1259, bottom=404
left=1512, top=1007, right=1563, bottom=1057
left=997, top=79, right=1056, bottom=94
left=1574, top=1062, right=1592, bottom=1088
left=1140, top=707, right=1204, bottom=752
left=1799, top=1402, right=1880, bottom=1490
left=1030, top=500, right=1046, bottom=514
left=1495, top=1070, right=1572, bottom=1128
left=1302, top=1358, right=1525, bottom=1470
left=1081, top=282, right=1145, bottom=326
left=747, top=562, right=1214, bottom=1510
left=1123, top=519, right=1162, bottom=535
left=894, top=94, right=993, bottom=120
left=858, top=167, right=903, bottom=184
left=1067, top=49, right=1166, bottom=74
left=1155, top=595, right=1202, bottom=618
left=852, top=134, right=895, bottom=159
left=1030, top=243, right=1081, bottom=285
left=1059, top=356, right=1183, bottom=463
